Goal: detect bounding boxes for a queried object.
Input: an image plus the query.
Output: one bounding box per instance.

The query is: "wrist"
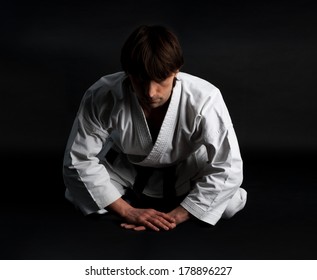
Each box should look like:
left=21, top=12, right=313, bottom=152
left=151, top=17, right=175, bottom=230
left=107, top=197, right=133, bottom=218
left=169, top=205, right=191, bottom=225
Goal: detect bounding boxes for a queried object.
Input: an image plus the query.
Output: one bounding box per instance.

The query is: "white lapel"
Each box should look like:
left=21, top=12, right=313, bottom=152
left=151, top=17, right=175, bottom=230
left=129, top=79, right=181, bottom=167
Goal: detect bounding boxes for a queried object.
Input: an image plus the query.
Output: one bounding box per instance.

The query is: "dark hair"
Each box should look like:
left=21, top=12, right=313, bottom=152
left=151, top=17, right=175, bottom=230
left=120, top=25, right=184, bottom=82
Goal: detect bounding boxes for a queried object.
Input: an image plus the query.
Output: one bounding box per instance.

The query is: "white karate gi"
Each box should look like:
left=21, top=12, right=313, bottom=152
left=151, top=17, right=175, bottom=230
left=63, top=71, right=247, bottom=225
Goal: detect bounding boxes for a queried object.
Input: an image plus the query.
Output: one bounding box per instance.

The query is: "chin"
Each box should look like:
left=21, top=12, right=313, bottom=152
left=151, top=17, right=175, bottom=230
left=150, top=103, right=162, bottom=109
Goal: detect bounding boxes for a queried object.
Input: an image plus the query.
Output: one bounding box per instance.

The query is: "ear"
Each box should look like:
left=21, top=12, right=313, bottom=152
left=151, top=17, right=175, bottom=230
left=173, top=69, right=180, bottom=78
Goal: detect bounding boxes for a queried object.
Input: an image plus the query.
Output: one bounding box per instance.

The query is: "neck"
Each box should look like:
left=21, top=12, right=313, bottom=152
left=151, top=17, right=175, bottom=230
left=143, top=97, right=171, bottom=119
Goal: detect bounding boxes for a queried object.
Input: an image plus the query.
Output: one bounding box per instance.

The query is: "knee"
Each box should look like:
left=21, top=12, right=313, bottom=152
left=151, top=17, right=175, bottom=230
left=222, top=188, right=247, bottom=219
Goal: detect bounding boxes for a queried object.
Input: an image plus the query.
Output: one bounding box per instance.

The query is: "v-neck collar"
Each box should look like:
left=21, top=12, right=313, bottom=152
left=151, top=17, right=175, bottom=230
left=129, top=78, right=181, bottom=167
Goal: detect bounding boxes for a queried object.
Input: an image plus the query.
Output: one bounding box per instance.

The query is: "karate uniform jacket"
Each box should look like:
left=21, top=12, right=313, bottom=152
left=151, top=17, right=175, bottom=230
left=63, top=71, right=243, bottom=225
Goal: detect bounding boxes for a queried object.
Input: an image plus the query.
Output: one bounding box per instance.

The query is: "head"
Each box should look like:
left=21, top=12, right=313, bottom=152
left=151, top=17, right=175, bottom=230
left=121, top=25, right=184, bottom=109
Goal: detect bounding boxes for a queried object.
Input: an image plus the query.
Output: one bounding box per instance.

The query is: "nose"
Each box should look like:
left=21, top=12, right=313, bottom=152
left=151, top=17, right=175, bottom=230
left=146, top=81, right=158, bottom=99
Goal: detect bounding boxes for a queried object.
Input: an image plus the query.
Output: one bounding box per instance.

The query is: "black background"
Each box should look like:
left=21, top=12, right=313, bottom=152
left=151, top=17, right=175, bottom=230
left=1, top=0, right=316, bottom=260
left=1, top=0, right=317, bottom=154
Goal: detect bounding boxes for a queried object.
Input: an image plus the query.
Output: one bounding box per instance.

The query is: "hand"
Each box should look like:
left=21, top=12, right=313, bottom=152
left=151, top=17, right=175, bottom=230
left=121, top=206, right=191, bottom=231
left=167, top=206, right=191, bottom=225
left=107, top=198, right=176, bottom=231
left=121, top=207, right=176, bottom=231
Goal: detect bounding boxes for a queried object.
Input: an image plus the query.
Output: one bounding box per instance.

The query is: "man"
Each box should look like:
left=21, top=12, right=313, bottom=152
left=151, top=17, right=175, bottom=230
left=63, top=25, right=247, bottom=231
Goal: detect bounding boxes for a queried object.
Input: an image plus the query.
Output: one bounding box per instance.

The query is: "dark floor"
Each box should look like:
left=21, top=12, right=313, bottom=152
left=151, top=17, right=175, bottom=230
left=1, top=150, right=316, bottom=260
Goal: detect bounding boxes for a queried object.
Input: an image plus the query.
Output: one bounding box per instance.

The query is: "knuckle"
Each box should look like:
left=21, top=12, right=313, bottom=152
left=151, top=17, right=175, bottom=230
left=137, top=215, right=146, bottom=223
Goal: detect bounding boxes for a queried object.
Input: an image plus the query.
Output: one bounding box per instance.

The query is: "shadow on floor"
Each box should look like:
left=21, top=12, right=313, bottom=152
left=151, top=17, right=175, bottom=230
left=1, top=150, right=316, bottom=260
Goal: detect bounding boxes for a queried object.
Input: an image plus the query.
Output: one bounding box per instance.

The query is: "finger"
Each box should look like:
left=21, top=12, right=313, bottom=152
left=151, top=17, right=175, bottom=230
left=149, top=216, right=173, bottom=230
left=133, top=226, right=146, bottom=231
left=155, top=216, right=176, bottom=230
left=143, top=221, right=160, bottom=232
left=155, top=212, right=176, bottom=223
left=142, top=208, right=176, bottom=223
left=122, top=221, right=159, bottom=232
left=147, top=215, right=177, bottom=231
left=121, top=223, right=137, bottom=229
left=151, top=213, right=177, bottom=229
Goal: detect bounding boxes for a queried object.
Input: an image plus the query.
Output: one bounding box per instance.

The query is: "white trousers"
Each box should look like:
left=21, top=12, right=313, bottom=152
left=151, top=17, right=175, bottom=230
left=222, top=188, right=247, bottom=219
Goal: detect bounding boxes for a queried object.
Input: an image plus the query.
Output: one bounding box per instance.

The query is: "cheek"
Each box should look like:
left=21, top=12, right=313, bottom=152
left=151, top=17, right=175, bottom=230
left=162, top=89, right=172, bottom=100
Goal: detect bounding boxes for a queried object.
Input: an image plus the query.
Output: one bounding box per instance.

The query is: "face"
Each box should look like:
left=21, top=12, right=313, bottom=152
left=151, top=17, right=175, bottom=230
left=129, top=72, right=178, bottom=110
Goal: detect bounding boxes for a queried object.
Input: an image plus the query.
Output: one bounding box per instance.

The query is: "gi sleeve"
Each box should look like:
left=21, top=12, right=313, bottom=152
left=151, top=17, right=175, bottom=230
left=180, top=91, right=243, bottom=225
left=63, top=85, right=122, bottom=215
